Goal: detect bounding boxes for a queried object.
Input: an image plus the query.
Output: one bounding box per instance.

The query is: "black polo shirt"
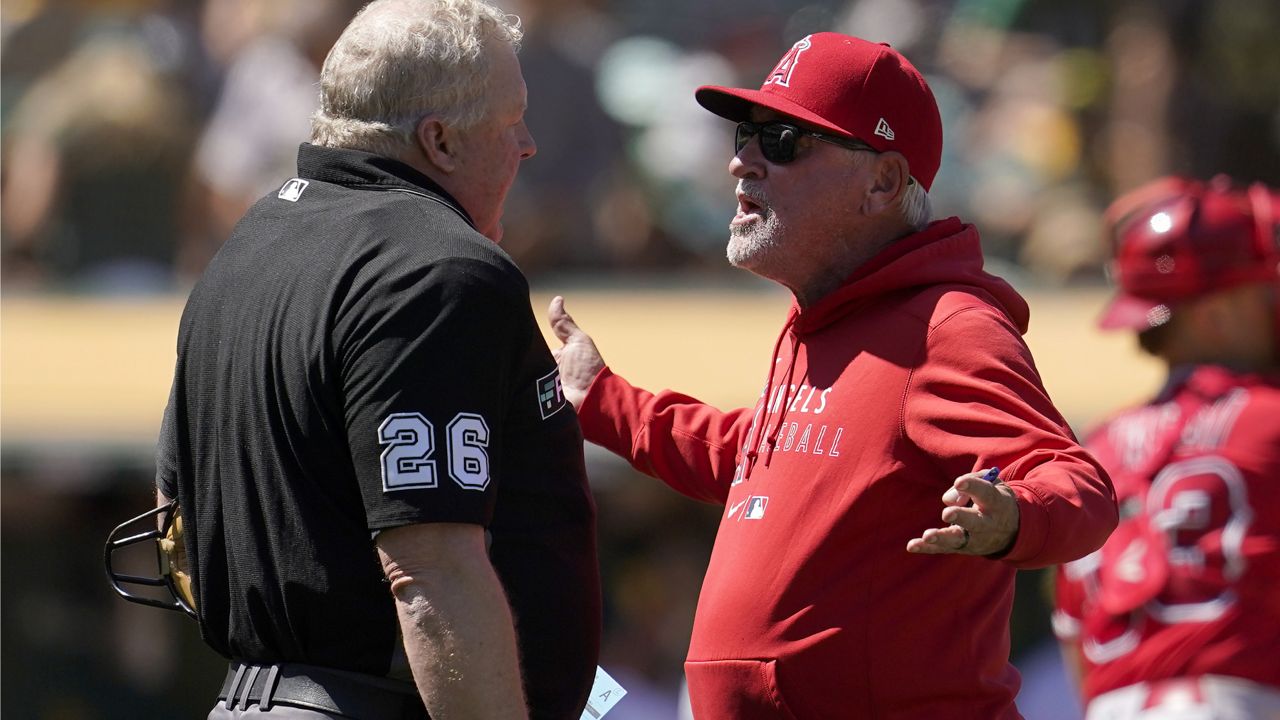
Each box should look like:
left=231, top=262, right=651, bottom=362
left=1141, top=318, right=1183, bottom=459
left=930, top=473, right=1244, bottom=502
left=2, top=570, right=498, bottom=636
left=157, top=143, right=600, bottom=717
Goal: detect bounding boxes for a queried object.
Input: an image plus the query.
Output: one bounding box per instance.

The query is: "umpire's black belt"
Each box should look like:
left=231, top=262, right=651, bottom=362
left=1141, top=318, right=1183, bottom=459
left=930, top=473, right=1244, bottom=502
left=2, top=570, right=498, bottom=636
left=219, top=660, right=428, bottom=719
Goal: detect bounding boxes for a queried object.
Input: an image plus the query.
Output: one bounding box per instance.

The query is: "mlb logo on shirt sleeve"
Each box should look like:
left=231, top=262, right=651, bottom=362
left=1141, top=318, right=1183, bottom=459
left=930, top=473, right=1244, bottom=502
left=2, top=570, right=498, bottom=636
left=536, top=369, right=567, bottom=419
left=744, top=496, right=768, bottom=520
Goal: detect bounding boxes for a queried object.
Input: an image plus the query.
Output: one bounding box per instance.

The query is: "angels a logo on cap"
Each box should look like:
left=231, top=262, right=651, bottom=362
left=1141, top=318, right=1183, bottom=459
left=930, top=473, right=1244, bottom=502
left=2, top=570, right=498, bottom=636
left=765, top=36, right=812, bottom=88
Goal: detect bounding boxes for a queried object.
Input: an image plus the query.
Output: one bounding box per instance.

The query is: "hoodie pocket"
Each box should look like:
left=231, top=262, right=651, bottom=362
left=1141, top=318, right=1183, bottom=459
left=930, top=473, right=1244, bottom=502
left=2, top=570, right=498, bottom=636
left=684, top=658, right=801, bottom=720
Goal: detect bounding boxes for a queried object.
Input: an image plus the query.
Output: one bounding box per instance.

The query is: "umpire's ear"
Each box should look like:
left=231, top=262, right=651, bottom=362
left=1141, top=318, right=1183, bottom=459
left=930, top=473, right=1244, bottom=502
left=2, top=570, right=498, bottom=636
left=415, top=116, right=458, bottom=173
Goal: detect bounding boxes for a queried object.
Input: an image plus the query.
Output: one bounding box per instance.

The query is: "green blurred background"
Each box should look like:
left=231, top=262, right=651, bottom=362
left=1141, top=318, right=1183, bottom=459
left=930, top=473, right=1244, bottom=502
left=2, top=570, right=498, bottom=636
left=2, top=0, right=1277, bottom=717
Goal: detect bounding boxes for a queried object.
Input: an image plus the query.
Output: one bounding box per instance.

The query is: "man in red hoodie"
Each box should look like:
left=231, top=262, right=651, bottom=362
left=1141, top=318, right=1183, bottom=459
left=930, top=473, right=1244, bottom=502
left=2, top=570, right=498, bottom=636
left=1053, top=176, right=1280, bottom=719
left=549, top=33, right=1117, bottom=718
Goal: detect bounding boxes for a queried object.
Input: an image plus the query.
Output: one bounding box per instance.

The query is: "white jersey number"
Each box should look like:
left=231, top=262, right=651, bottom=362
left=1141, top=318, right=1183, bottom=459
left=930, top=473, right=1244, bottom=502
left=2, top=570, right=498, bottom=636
left=1146, top=455, right=1251, bottom=622
left=378, top=412, right=491, bottom=493
left=447, top=413, right=491, bottom=491
left=378, top=413, right=438, bottom=490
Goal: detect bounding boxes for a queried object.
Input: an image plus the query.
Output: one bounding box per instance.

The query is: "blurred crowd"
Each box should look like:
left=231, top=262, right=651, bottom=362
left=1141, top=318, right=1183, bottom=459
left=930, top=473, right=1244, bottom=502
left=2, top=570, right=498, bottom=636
left=2, top=0, right=1279, bottom=718
left=3, top=0, right=1278, bottom=294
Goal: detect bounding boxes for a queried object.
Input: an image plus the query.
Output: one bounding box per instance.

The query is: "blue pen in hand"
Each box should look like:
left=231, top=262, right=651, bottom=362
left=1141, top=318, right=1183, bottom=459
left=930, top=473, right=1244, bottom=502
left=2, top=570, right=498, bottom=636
left=965, top=467, right=999, bottom=507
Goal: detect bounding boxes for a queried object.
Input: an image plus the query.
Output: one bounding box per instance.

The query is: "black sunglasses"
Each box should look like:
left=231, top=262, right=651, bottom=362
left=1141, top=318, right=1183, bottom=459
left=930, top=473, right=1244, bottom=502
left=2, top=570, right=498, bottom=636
left=735, top=121, right=878, bottom=164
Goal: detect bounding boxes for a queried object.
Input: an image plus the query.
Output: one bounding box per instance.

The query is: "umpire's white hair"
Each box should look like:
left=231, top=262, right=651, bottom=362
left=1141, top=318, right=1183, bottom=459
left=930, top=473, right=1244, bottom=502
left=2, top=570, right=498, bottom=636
left=310, top=0, right=522, bottom=157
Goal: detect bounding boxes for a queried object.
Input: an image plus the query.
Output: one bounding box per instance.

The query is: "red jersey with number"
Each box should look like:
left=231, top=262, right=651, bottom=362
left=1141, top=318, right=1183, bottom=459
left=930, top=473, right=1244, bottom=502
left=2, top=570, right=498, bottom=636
left=1054, top=366, right=1280, bottom=701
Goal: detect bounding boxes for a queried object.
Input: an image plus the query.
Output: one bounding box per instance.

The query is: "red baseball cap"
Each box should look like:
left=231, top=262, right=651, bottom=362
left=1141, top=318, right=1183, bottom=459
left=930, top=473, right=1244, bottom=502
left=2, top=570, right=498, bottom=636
left=695, top=32, right=944, bottom=190
left=1098, top=175, right=1280, bottom=331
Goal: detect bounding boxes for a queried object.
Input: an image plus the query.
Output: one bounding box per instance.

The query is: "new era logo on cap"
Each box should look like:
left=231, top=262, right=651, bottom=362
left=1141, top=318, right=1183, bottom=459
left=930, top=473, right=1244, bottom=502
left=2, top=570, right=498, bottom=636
left=874, top=118, right=895, bottom=141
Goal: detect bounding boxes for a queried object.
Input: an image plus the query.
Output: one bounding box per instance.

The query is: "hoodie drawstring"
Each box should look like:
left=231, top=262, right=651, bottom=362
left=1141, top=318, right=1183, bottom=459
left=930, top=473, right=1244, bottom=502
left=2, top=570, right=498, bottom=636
left=763, top=333, right=800, bottom=467
left=743, top=314, right=798, bottom=480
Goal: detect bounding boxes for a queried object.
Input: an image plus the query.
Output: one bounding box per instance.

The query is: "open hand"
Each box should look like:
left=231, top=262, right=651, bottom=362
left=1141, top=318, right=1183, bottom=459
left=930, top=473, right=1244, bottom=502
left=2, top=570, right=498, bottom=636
left=547, top=296, right=605, bottom=410
left=906, top=470, right=1020, bottom=557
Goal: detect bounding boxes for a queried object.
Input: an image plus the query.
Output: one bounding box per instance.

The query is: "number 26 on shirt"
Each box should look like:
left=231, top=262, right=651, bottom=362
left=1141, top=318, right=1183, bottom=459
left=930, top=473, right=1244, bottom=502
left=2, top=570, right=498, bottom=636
left=377, top=412, right=491, bottom=493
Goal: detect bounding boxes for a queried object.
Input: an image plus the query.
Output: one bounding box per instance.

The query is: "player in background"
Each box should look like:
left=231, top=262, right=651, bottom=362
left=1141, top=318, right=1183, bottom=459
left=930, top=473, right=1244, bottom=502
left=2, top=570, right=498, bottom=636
left=1053, top=176, right=1280, bottom=719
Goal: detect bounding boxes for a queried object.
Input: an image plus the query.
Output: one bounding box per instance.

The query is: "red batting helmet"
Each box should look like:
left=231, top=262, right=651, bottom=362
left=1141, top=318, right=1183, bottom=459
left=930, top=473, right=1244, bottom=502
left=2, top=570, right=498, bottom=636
left=1098, top=175, right=1280, bottom=331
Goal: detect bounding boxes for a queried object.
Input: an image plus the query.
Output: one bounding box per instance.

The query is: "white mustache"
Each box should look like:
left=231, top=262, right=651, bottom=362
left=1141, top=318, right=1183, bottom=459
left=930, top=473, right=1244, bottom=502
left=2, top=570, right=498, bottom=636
left=736, top=181, right=768, bottom=209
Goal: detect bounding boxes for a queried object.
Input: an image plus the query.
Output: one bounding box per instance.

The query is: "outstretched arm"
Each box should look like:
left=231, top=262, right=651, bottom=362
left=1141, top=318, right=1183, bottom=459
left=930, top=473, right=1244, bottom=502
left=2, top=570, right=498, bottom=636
left=547, top=296, right=752, bottom=504
left=904, top=308, right=1116, bottom=567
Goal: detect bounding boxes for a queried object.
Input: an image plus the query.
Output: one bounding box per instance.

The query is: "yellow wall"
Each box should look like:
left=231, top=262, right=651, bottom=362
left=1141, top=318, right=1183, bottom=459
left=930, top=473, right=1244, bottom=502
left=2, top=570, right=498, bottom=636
left=0, top=287, right=1162, bottom=446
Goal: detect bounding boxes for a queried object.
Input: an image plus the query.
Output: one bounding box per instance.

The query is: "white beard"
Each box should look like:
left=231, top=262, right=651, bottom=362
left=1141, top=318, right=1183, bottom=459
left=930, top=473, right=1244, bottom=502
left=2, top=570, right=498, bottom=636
left=727, top=205, right=787, bottom=270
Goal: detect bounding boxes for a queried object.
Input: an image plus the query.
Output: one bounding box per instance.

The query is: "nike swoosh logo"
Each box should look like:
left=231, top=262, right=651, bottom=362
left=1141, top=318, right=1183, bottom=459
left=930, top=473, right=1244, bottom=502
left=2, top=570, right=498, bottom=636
left=727, top=499, right=747, bottom=519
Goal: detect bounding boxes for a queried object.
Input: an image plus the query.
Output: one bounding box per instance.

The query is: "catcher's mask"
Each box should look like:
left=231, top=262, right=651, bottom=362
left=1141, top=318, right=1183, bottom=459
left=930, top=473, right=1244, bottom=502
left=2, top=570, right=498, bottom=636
left=104, top=499, right=198, bottom=620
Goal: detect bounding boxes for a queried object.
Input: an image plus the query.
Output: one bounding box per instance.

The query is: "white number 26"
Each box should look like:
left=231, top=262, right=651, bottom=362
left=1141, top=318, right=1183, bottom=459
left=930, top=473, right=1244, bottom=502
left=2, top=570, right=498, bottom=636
left=377, top=412, right=491, bottom=492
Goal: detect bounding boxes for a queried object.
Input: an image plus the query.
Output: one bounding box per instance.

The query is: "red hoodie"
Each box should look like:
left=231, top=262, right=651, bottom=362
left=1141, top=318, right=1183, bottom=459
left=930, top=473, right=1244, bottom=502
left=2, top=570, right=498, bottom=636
left=578, top=218, right=1117, bottom=719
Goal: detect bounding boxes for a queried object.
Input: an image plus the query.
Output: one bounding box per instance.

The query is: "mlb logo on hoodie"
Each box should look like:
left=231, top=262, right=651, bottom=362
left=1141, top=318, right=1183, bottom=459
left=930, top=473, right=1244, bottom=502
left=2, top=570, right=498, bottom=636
left=745, top=496, right=768, bottom=520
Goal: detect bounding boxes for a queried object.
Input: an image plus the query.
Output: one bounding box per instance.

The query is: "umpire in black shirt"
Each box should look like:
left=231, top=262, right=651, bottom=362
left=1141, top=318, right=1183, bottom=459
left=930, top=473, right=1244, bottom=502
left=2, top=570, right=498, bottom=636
left=155, top=0, right=601, bottom=717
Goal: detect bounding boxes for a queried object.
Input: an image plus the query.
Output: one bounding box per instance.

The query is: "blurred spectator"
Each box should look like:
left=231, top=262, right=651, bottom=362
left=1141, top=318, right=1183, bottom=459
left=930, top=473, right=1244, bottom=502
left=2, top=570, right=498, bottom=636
left=186, top=0, right=359, bottom=273
left=1, top=31, right=195, bottom=293
left=1111, top=0, right=1280, bottom=190
left=498, top=0, right=634, bottom=271
left=1, top=2, right=82, bottom=120
left=593, top=33, right=739, bottom=265
left=3, top=0, right=1277, bottom=288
